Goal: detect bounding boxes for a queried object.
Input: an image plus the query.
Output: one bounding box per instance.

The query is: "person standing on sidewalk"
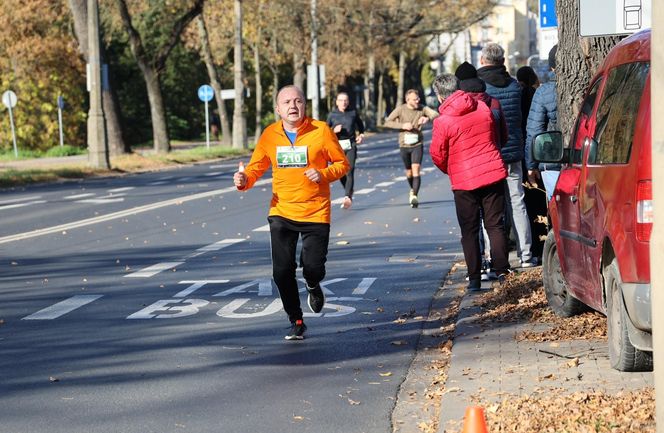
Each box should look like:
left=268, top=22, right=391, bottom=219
left=326, top=92, right=365, bottom=210
left=233, top=85, right=350, bottom=340
left=477, top=43, right=535, bottom=268
left=525, top=44, right=560, bottom=201
left=430, top=73, right=510, bottom=290
left=384, top=89, right=438, bottom=208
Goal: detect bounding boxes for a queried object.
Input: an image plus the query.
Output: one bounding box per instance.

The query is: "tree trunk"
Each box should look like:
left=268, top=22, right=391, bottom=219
left=197, top=16, right=231, bottom=146
left=270, top=64, right=279, bottom=120
left=363, top=52, right=376, bottom=131
left=253, top=38, right=263, bottom=141
left=115, top=0, right=203, bottom=153
left=397, top=49, right=406, bottom=104
left=293, top=50, right=306, bottom=90
left=67, top=0, right=127, bottom=155
left=377, top=70, right=385, bottom=126
left=142, top=66, right=170, bottom=153
left=555, top=0, right=621, bottom=136
left=232, top=0, right=247, bottom=149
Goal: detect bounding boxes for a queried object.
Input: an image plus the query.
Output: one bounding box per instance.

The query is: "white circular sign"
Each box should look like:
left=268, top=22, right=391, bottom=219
left=2, top=90, right=17, bottom=108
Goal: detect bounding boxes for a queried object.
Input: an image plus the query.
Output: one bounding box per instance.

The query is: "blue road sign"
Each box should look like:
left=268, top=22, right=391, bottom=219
left=57, top=95, right=65, bottom=109
left=540, top=0, right=558, bottom=28
left=198, top=84, right=214, bottom=102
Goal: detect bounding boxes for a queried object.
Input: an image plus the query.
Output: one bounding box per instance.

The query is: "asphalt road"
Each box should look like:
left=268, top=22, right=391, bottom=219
left=0, top=131, right=463, bottom=433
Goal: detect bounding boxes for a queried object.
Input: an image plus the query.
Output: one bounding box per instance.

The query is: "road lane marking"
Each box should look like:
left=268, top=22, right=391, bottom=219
left=0, top=195, right=42, bottom=205
left=352, top=278, right=377, bottom=295
left=22, top=295, right=103, bottom=320
left=0, top=179, right=272, bottom=245
left=252, top=224, right=270, bottom=232
left=214, top=279, right=274, bottom=297
left=64, top=193, right=95, bottom=200
left=374, top=181, right=394, bottom=187
left=127, top=299, right=210, bottom=319
left=354, top=188, right=375, bottom=195
left=147, top=181, right=169, bottom=186
left=0, top=200, right=47, bottom=210
left=107, top=187, right=135, bottom=193
left=77, top=197, right=125, bottom=204
left=127, top=239, right=246, bottom=278
left=174, top=280, right=229, bottom=297
left=124, top=262, right=185, bottom=278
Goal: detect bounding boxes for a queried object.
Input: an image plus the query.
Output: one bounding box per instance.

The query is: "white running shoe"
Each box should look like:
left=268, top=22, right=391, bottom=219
left=341, top=196, right=352, bottom=209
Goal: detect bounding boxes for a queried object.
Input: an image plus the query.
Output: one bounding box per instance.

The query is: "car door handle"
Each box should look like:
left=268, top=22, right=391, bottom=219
left=570, top=195, right=578, bottom=203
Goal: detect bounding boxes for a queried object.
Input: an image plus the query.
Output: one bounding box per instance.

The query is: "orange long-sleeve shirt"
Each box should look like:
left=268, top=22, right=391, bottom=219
left=238, top=117, right=350, bottom=223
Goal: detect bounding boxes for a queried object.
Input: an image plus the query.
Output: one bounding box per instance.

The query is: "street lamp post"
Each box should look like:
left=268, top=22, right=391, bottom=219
left=87, top=0, right=109, bottom=169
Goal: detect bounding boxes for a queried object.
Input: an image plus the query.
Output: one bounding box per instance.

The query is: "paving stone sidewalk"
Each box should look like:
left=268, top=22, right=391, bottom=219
left=437, top=261, right=653, bottom=433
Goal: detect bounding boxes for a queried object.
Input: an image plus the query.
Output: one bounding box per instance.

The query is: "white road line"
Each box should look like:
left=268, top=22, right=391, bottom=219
left=174, top=280, right=229, bottom=298
left=0, top=195, right=42, bottom=205
left=374, top=181, right=394, bottom=187
left=0, top=200, right=47, bottom=211
left=253, top=224, right=270, bottom=232
left=354, top=188, right=375, bottom=195
left=22, top=295, right=103, bottom=320
left=147, top=181, right=169, bottom=186
left=124, top=262, right=185, bottom=278
left=204, top=172, right=223, bottom=176
left=357, top=148, right=400, bottom=163
left=331, top=197, right=344, bottom=204
left=196, top=238, right=245, bottom=252
left=64, top=193, right=95, bottom=200
left=107, top=187, right=135, bottom=193
left=0, top=178, right=272, bottom=245
left=77, top=197, right=125, bottom=204
left=352, top=278, right=377, bottom=295
left=126, top=239, right=245, bottom=278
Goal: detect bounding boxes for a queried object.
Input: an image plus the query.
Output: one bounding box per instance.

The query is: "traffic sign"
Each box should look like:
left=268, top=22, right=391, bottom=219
left=198, top=84, right=214, bottom=102
left=57, top=95, right=65, bottom=110
left=2, top=90, right=17, bottom=108
left=539, top=0, right=557, bottom=28
left=579, top=0, right=651, bottom=36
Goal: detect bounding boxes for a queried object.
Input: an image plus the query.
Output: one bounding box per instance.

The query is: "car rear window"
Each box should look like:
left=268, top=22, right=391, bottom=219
left=592, top=61, right=650, bottom=164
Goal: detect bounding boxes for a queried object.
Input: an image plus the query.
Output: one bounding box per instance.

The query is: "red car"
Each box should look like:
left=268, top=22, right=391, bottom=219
left=532, top=30, right=652, bottom=371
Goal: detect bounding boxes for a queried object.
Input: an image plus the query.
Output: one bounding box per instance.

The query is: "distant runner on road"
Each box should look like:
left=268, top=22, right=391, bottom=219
left=384, top=89, right=438, bottom=208
left=233, top=85, right=350, bottom=341
left=326, top=92, right=365, bottom=210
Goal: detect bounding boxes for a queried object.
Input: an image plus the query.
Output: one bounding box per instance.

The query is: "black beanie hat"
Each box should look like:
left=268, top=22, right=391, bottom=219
left=455, top=61, right=477, bottom=81
left=548, top=44, right=558, bottom=69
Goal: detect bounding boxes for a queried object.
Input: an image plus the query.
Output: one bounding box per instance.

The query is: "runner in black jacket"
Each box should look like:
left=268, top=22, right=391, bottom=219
left=326, top=92, right=365, bottom=209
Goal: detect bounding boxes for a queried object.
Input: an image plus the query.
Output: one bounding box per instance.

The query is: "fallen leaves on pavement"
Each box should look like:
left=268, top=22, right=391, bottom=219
left=474, top=268, right=607, bottom=341
left=446, top=388, right=654, bottom=433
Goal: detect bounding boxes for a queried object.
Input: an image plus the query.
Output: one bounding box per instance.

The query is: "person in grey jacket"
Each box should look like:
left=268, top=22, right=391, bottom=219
left=477, top=43, right=535, bottom=268
left=525, top=44, right=560, bottom=201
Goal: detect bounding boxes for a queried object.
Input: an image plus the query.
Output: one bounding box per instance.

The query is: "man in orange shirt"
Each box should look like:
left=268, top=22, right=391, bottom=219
left=233, top=85, right=350, bottom=340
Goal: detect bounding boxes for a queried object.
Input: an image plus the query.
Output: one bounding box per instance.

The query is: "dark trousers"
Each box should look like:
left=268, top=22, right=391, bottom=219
left=453, top=180, right=509, bottom=281
left=340, top=146, right=357, bottom=198
left=268, top=216, right=330, bottom=322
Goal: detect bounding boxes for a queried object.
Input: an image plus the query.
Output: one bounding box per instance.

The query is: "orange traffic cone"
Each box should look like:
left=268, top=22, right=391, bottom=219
left=461, top=406, right=489, bottom=433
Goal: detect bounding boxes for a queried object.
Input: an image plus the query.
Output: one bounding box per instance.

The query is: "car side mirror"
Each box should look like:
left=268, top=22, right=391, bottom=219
left=586, top=137, right=599, bottom=165
left=532, top=131, right=566, bottom=163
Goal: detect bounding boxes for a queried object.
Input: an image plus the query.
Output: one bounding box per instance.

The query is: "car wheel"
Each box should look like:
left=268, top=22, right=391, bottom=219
left=541, top=230, right=585, bottom=317
left=604, top=258, right=653, bottom=372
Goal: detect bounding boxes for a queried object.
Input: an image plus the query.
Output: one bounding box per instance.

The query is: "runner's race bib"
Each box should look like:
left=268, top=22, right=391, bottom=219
left=338, top=139, right=352, bottom=150
left=404, top=132, right=419, bottom=145
left=276, top=146, right=308, bottom=168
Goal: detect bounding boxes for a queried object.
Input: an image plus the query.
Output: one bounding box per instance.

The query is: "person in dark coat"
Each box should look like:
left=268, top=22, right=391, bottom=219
left=525, top=44, right=560, bottom=201
left=430, top=73, right=510, bottom=290
left=516, top=65, right=546, bottom=260
left=477, top=43, right=535, bottom=268
left=326, top=92, right=365, bottom=209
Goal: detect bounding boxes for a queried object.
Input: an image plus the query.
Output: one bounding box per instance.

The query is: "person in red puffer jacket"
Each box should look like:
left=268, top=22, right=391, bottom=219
left=430, top=72, right=510, bottom=291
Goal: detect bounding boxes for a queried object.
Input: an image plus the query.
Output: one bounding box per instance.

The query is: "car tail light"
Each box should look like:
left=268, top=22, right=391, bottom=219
left=636, top=180, right=652, bottom=241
